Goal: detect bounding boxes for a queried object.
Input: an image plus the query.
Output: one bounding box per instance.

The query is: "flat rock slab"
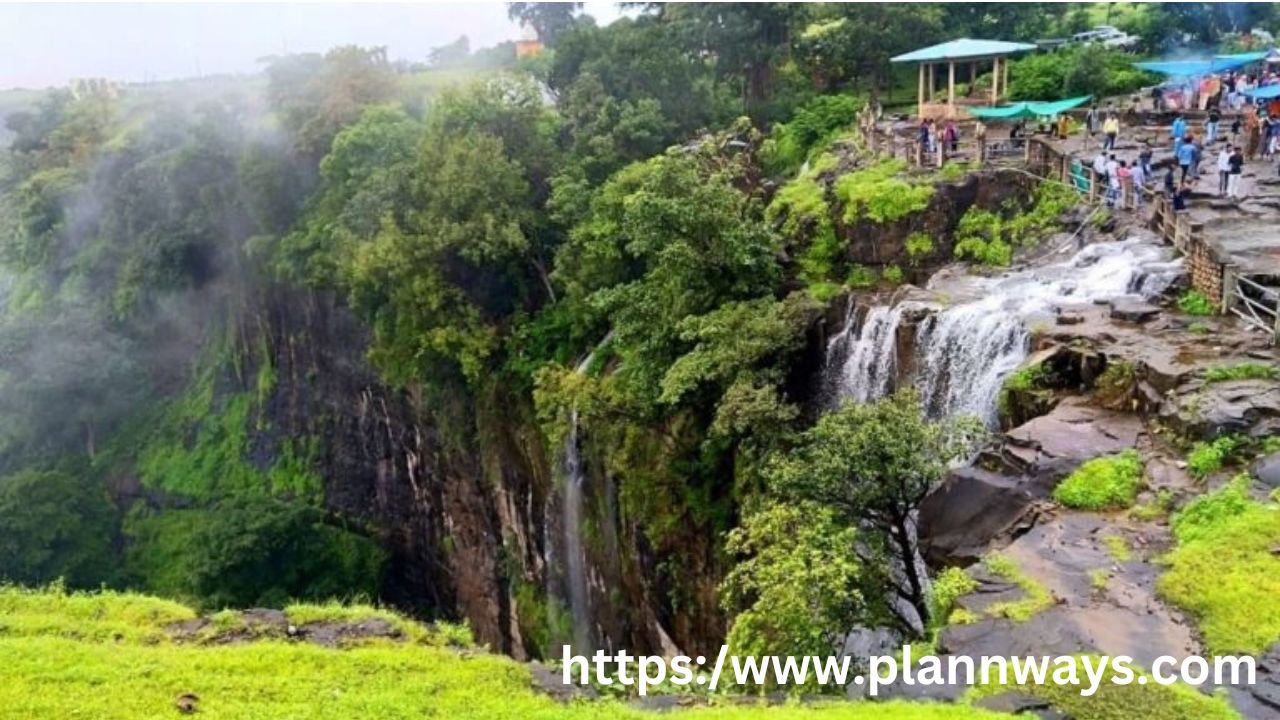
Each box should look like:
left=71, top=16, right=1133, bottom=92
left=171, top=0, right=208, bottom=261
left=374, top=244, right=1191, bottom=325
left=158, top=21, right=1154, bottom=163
left=1109, top=300, right=1161, bottom=323
left=1003, top=398, right=1143, bottom=475
left=949, top=512, right=1198, bottom=670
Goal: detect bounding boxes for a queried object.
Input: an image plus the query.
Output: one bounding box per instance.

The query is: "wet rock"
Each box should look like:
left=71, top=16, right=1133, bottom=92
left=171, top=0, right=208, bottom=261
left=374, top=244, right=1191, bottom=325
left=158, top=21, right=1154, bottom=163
left=918, top=467, right=1048, bottom=565
left=1108, top=300, right=1160, bottom=323
left=1227, top=641, right=1280, bottom=718
left=1253, top=453, right=1280, bottom=490
left=1160, top=378, right=1280, bottom=439
left=1056, top=313, right=1085, bottom=326
left=1002, top=399, right=1143, bottom=476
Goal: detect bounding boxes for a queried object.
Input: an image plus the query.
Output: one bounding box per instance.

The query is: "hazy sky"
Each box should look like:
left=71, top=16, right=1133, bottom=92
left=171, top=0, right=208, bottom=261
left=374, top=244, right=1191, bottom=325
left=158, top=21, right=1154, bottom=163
left=0, top=2, right=623, bottom=90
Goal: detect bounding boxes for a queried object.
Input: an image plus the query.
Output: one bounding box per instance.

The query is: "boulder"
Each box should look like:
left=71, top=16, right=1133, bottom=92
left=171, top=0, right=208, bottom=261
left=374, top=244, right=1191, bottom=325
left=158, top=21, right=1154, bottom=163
left=1255, top=453, right=1280, bottom=490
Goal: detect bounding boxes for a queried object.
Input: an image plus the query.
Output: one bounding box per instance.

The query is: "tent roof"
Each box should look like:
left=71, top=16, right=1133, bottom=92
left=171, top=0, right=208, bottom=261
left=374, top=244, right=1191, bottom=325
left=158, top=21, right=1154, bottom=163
left=1244, top=84, right=1280, bottom=100
left=1215, top=50, right=1273, bottom=63
left=968, top=95, right=1092, bottom=120
left=1133, top=56, right=1257, bottom=77
left=891, top=38, right=1037, bottom=63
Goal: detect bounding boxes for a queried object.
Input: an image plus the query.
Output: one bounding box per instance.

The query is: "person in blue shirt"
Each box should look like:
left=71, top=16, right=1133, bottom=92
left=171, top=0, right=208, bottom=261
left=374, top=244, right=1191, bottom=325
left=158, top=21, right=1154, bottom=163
left=1177, top=135, right=1197, bottom=183
left=1172, top=114, right=1187, bottom=153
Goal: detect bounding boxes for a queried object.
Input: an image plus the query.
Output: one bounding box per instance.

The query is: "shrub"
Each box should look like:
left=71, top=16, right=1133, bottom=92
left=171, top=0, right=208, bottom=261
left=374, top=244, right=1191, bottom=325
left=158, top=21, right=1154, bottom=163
left=833, top=159, right=935, bottom=224
left=846, top=264, right=876, bottom=288
left=761, top=94, right=860, bottom=175
left=904, top=232, right=935, bottom=263
left=1176, top=289, right=1216, bottom=316
left=953, top=183, right=1075, bottom=268
left=928, top=566, right=978, bottom=628
left=1053, top=450, right=1144, bottom=510
left=882, top=264, right=905, bottom=285
left=1187, top=434, right=1246, bottom=479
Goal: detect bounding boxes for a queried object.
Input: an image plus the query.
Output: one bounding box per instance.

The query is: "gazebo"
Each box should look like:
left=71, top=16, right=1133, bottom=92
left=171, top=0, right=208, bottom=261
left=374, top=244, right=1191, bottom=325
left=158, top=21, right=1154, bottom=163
left=891, top=38, right=1037, bottom=119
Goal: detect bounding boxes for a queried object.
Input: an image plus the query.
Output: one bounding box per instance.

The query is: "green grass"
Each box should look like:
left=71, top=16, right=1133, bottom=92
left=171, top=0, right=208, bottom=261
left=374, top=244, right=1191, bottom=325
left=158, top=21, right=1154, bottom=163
left=965, top=655, right=1240, bottom=720
left=1204, top=362, right=1279, bottom=384
left=1158, top=477, right=1280, bottom=655
left=983, top=554, right=1054, bottom=622
left=1052, top=451, right=1143, bottom=510
left=0, top=586, right=1014, bottom=720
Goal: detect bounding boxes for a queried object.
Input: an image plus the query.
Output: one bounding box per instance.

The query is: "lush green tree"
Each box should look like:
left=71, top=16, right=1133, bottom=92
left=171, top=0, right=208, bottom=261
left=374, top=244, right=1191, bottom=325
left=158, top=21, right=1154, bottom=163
left=554, top=149, right=780, bottom=405
left=128, top=500, right=385, bottom=609
left=428, top=35, right=471, bottom=67
left=0, top=467, right=116, bottom=587
left=263, top=46, right=396, bottom=160
left=721, top=501, right=866, bottom=664
left=794, top=5, right=944, bottom=93
left=507, top=2, right=583, bottom=46
left=764, top=391, right=983, bottom=632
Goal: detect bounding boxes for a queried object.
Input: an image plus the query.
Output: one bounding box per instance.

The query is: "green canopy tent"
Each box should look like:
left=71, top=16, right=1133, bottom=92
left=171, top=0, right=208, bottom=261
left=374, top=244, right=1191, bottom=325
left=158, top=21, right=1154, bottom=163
left=967, top=95, right=1093, bottom=120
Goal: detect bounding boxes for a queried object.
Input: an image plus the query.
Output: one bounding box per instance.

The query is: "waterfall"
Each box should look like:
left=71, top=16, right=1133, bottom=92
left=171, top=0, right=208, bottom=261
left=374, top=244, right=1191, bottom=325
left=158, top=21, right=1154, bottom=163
left=559, top=334, right=612, bottom=653
left=825, top=238, right=1182, bottom=425
left=562, top=406, right=591, bottom=652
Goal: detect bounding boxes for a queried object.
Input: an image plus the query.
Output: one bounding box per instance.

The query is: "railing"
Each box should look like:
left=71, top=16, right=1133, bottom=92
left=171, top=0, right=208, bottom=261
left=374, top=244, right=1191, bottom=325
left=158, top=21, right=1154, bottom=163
left=1225, top=271, right=1280, bottom=343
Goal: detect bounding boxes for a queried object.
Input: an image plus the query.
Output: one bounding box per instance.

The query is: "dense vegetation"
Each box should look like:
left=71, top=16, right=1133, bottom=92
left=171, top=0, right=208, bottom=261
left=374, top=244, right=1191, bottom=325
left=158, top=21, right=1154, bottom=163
left=2, top=5, right=1279, bottom=713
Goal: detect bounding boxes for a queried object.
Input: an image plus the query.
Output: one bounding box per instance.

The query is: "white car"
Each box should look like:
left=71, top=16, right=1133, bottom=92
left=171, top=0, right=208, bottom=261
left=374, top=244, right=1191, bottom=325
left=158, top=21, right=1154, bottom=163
left=1071, top=25, right=1140, bottom=50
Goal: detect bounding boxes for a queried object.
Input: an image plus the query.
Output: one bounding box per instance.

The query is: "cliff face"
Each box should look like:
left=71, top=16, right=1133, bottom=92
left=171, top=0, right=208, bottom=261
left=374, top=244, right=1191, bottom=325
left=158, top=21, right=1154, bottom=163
left=242, top=285, right=717, bottom=659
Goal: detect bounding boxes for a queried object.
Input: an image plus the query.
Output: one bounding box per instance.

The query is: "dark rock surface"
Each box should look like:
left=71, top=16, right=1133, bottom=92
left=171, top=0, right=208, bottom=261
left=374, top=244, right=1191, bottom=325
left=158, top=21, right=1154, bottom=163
left=1160, top=378, right=1280, bottom=440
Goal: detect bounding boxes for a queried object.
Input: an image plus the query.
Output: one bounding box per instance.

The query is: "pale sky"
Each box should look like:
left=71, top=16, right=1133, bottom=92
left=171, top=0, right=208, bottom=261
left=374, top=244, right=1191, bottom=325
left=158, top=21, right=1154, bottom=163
left=0, top=2, right=624, bottom=89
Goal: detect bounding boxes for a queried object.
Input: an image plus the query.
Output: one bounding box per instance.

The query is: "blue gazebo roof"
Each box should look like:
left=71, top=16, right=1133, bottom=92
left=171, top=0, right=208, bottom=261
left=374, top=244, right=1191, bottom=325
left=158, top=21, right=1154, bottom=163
left=891, top=38, right=1038, bottom=63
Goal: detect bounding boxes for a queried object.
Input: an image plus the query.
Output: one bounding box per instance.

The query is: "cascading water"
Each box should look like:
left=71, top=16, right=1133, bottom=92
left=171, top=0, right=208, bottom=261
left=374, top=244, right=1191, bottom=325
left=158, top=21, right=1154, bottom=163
left=559, top=335, right=612, bottom=653
left=562, top=407, right=591, bottom=652
left=825, top=238, right=1183, bottom=425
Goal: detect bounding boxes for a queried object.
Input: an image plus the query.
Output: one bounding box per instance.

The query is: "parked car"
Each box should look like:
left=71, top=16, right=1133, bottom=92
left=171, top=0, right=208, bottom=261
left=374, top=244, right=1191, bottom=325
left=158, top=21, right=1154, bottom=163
left=1070, top=25, right=1140, bottom=50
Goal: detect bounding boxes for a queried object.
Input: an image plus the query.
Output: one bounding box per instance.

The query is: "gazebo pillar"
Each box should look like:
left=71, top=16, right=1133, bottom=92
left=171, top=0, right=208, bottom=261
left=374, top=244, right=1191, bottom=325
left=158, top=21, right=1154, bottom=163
left=948, top=60, right=956, bottom=110
left=990, top=56, right=1000, bottom=104
left=928, top=63, right=935, bottom=102
left=1003, top=60, right=1010, bottom=100
left=918, top=63, right=925, bottom=111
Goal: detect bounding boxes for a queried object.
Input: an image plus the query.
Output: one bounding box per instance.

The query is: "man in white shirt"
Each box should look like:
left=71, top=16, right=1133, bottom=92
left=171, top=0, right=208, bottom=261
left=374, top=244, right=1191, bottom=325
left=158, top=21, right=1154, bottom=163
left=1093, top=152, right=1108, bottom=195
left=1217, top=145, right=1233, bottom=196
left=1129, top=161, right=1146, bottom=207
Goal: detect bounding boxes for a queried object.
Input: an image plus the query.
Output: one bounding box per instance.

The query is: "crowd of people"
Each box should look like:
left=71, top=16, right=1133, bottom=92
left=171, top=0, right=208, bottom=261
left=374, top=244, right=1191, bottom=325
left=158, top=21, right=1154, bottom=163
left=1080, top=77, right=1280, bottom=213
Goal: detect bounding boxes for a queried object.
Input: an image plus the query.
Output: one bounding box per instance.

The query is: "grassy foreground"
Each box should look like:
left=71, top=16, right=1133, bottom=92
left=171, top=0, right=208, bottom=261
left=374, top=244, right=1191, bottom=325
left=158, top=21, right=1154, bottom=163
left=0, top=585, right=1006, bottom=720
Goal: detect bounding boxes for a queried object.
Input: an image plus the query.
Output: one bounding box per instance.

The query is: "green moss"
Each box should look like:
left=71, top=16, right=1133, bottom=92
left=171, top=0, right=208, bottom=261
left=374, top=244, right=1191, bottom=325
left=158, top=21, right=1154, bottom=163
left=983, top=554, right=1053, bottom=622
left=1102, top=534, right=1133, bottom=563
left=1088, top=568, right=1111, bottom=590
left=996, top=362, right=1051, bottom=419
left=882, top=265, right=905, bottom=285
left=1159, top=476, right=1280, bottom=655
left=1204, top=362, right=1279, bottom=384
left=806, top=281, right=841, bottom=302
left=1176, top=289, right=1216, bottom=316
left=833, top=159, right=935, bottom=224
left=1053, top=450, right=1144, bottom=510
left=1092, top=360, right=1135, bottom=409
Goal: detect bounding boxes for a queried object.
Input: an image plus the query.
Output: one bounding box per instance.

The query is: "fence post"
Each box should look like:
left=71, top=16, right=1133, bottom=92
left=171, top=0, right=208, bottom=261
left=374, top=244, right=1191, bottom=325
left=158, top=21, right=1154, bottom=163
left=1221, top=265, right=1237, bottom=315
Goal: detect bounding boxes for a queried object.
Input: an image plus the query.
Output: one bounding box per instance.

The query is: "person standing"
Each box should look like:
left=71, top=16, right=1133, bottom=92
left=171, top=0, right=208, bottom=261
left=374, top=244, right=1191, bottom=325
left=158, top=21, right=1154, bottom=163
left=1227, top=145, right=1245, bottom=200
left=1177, top=135, right=1196, bottom=183
left=1231, top=115, right=1243, bottom=145
left=1086, top=105, right=1099, bottom=137
left=1206, top=110, right=1220, bottom=145
left=1129, top=157, right=1146, bottom=208
left=1093, top=150, right=1109, bottom=194
left=1102, top=114, right=1120, bottom=150
left=1117, top=160, right=1133, bottom=209
left=1218, top=144, right=1233, bottom=196
left=1189, top=136, right=1203, bottom=179
left=1172, top=113, right=1188, bottom=152
left=1057, top=113, right=1070, bottom=140
left=1138, top=144, right=1153, bottom=178
left=944, top=119, right=958, bottom=153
